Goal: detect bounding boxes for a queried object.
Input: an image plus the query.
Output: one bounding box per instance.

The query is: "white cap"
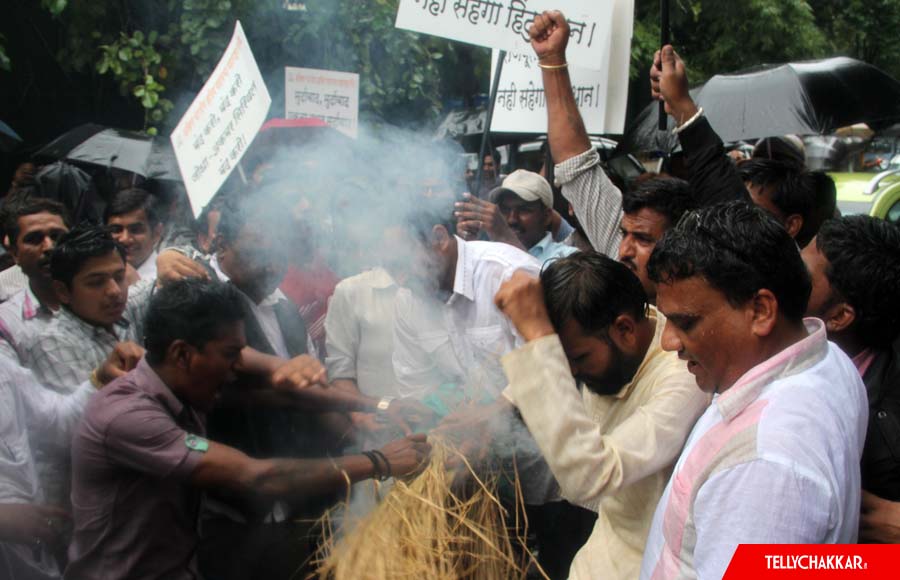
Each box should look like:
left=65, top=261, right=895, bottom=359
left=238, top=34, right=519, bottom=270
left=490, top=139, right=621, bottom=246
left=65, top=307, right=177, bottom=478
left=488, top=169, right=554, bottom=208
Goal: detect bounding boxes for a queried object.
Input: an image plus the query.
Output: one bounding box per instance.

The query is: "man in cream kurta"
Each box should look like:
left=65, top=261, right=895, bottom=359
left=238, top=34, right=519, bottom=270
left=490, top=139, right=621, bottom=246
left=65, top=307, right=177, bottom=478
left=495, top=258, right=709, bottom=579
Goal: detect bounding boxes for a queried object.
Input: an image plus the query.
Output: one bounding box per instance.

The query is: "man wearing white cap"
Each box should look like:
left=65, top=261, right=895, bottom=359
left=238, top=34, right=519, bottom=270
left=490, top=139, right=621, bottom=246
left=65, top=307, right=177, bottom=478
left=456, top=169, right=577, bottom=265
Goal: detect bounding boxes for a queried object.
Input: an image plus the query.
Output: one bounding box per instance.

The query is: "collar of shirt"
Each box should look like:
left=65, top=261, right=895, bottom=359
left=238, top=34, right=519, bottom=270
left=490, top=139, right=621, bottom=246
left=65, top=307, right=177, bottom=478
left=716, top=317, right=828, bottom=422
left=449, top=235, right=476, bottom=304
left=527, top=231, right=555, bottom=258
left=852, top=347, right=876, bottom=378
left=58, top=306, right=129, bottom=341
left=22, top=285, right=56, bottom=321
left=132, top=357, right=192, bottom=422
left=135, top=250, right=159, bottom=280
left=613, top=305, right=665, bottom=400
left=368, top=267, right=397, bottom=290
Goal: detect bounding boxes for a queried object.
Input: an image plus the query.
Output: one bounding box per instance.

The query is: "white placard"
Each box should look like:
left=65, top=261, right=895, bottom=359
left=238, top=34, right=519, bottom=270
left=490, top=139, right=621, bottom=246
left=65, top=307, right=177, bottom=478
left=489, top=0, right=633, bottom=134
left=395, top=0, right=612, bottom=71
left=171, top=21, right=272, bottom=217
left=490, top=51, right=610, bottom=133
left=284, top=67, right=360, bottom=138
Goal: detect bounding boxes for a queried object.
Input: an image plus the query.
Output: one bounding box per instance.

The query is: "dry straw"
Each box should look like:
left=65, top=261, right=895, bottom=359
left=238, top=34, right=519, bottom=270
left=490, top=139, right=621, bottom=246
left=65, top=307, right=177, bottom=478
left=312, top=440, right=548, bottom=580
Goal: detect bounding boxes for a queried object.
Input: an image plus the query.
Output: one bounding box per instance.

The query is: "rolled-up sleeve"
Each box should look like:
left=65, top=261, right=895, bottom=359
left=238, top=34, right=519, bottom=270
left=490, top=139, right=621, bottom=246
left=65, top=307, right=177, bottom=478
left=554, top=149, right=623, bottom=258
left=103, top=403, right=203, bottom=481
left=324, top=283, right=359, bottom=381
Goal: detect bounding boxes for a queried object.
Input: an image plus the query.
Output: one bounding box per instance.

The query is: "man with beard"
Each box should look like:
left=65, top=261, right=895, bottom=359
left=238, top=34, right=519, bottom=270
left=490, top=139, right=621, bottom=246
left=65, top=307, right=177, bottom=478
left=0, top=198, right=70, bottom=362
left=488, top=252, right=709, bottom=579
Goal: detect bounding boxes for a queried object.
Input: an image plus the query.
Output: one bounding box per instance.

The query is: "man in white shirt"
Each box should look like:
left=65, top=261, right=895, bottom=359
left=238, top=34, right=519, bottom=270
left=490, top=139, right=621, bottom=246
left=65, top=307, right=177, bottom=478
left=391, top=206, right=541, bottom=403
left=0, top=345, right=136, bottom=580
left=104, top=188, right=163, bottom=281
left=641, top=201, right=867, bottom=578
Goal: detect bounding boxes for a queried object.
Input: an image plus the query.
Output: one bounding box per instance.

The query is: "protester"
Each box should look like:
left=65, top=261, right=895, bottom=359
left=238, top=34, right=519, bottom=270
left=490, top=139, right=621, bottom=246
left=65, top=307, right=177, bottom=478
left=618, top=177, right=696, bottom=302
left=488, top=252, right=709, bottom=579
left=469, top=148, right=502, bottom=199
left=0, top=347, right=139, bottom=580
left=104, top=187, right=164, bottom=280
left=454, top=169, right=578, bottom=264
left=20, top=224, right=152, bottom=393
left=391, top=203, right=541, bottom=402
left=650, top=39, right=838, bottom=249
left=17, top=224, right=151, bottom=508
left=65, top=279, right=431, bottom=580
left=740, top=159, right=836, bottom=247
left=642, top=201, right=867, bottom=577
left=528, top=14, right=622, bottom=258
left=0, top=198, right=70, bottom=361
left=800, top=215, right=900, bottom=542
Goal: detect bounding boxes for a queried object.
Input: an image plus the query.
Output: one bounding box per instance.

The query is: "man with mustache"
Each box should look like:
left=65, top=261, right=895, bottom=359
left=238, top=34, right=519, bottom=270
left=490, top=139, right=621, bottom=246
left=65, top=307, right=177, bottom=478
left=642, top=202, right=866, bottom=578
left=455, top=169, right=577, bottom=266
left=0, top=197, right=70, bottom=362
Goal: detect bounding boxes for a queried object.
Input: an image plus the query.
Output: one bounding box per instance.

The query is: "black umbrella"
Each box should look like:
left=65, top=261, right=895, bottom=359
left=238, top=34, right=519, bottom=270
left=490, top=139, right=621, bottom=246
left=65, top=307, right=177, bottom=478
left=622, top=57, right=900, bottom=153
left=33, top=123, right=181, bottom=180
left=1, top=119, right=23, bottom=152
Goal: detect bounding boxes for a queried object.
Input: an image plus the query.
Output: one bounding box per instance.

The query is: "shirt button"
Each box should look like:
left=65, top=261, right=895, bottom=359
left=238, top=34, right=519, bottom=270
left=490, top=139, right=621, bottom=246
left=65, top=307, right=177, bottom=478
left=877, top=410, right=888, bottom=419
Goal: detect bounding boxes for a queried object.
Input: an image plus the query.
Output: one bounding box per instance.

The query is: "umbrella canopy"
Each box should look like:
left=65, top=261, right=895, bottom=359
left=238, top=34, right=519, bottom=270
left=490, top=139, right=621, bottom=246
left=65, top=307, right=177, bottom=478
left=622, top=57, right=900, bottom=154
left=33, top=124, right=181, bottom=180
left=0, top=119, right=23, bottom=153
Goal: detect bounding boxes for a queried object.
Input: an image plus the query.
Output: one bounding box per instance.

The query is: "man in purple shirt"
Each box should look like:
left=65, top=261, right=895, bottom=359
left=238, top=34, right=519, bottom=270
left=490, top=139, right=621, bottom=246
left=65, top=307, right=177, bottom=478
left=65, top=279, right=430, bottom=580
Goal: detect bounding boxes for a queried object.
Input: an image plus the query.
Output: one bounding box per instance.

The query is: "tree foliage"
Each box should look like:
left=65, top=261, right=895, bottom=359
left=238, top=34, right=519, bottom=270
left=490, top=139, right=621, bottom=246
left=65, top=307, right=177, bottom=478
left=6, top=0, right=900, bottom=133
left=29, top=0, right=463, bottom=133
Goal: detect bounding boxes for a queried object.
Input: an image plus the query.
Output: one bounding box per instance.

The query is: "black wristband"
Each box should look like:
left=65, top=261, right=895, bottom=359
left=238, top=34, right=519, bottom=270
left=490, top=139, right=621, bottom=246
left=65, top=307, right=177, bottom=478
left=370, top=449, right=392, bottom=479
left=362, top=451, right=383, bottom=480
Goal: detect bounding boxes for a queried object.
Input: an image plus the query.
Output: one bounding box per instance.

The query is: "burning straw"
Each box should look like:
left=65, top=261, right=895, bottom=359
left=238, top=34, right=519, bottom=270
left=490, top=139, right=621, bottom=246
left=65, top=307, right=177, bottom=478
left=312, top=440, right=547, bottom=580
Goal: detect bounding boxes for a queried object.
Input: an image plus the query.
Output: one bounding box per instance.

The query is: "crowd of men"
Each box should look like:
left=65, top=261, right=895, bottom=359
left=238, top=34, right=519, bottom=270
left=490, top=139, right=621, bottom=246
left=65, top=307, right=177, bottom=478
left=1, top=8, right=899, bottom=580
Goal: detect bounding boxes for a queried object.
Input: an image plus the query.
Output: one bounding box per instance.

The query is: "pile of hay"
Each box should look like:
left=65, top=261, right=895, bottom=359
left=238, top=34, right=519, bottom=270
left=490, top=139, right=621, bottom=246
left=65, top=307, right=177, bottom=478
left=314, top=441, right=545, bottom=580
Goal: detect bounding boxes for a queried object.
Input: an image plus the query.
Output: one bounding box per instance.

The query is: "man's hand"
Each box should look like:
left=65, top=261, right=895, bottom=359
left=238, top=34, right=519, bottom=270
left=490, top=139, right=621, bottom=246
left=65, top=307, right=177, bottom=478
left=377, top=433, right=431, bottom=479
left=96, top=341, right=146, bottom=385
left=650, top=45, right=698, bottom=124
left=0, top=503, right=69, bottom=546
left=860, top=490, right=900, bottom=543
left=495, top=271, right=555, bottom=341
left=386, top=399, right=438, bottom=435
left=156, top=249, right=210, bottom=284
left=530, top=10, right=569, bottom=66
left=270, top=354, right=328, bottom=390
left=454, top=194, right=524, bottom=249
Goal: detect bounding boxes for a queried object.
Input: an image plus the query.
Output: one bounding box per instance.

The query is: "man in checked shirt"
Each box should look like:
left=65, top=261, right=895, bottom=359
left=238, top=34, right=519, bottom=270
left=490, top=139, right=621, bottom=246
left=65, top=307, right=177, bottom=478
left=18, top=223, right=151, bottom=509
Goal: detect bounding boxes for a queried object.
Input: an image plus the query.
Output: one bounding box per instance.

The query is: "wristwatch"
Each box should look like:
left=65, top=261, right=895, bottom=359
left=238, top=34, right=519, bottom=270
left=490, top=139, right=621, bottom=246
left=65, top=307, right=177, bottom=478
left=376, top=396, right=395, bottom=413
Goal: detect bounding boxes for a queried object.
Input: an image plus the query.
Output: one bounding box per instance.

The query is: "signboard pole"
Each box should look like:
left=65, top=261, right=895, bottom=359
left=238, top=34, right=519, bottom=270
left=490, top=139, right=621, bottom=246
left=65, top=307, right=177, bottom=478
left=475, top=49, right=507, bottom=196
left=657, top=0, right=670, bottom=131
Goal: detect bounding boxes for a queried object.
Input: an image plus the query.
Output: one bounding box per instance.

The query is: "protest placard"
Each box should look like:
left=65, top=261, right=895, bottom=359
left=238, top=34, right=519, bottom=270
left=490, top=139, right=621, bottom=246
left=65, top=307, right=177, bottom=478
left=489, top=0, right=633, bottom=134
left=170, top=21, right=271, bottom=217
left=284, top=67, right=360, bottom=138
left=395, top=0, right=612, bottom=71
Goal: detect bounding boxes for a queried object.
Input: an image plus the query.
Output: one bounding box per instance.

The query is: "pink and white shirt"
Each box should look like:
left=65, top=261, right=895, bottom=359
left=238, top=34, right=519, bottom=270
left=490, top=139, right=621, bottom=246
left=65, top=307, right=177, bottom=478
left=640, top=319, right=867, bottom=579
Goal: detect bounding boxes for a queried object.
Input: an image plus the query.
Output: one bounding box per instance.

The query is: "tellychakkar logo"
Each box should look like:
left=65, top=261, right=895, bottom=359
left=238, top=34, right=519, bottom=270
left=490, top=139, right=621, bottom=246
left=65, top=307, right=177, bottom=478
left=722, top=545, right=898, bottom=579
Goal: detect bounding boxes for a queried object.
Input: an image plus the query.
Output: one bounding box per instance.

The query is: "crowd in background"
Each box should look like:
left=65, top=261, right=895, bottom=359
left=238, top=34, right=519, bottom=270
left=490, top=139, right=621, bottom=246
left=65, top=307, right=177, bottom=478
left=1, top=9, right=899, bottom=580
